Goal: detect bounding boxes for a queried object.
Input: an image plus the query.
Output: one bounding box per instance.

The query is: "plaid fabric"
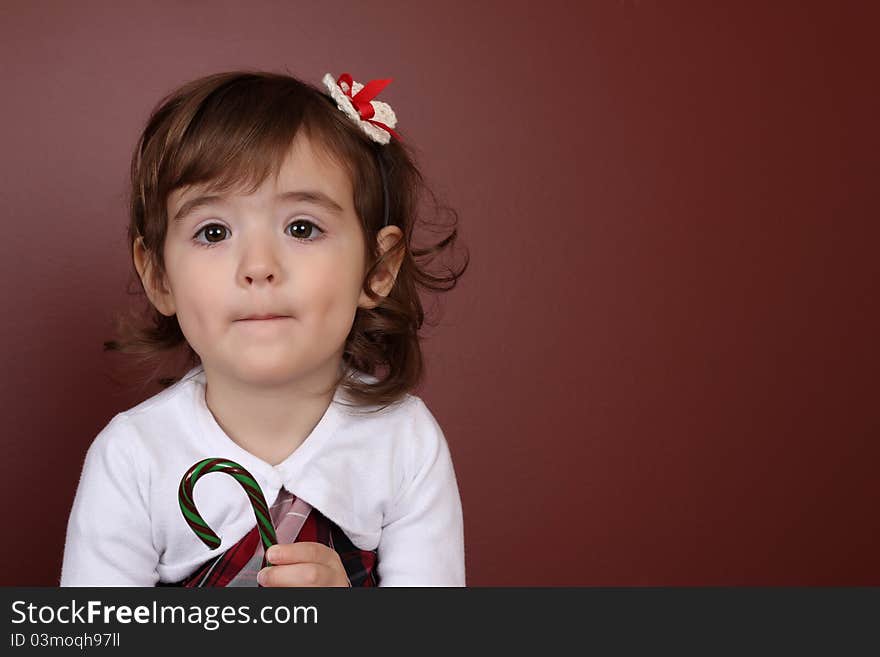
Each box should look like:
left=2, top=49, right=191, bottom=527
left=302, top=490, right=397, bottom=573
left=159, top=495, right=379, bottom=587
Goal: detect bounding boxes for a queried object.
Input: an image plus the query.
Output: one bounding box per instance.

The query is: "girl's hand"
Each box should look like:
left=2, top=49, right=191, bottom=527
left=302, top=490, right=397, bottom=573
left=257, top=542, right=351, bottom=587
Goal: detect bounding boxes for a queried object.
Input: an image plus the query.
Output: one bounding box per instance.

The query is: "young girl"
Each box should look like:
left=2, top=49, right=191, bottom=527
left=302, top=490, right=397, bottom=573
left=60, top=69, right=468, bottom=587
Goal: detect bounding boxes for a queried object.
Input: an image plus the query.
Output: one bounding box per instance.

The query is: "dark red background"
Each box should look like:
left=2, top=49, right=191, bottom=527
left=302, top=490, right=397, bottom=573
left=1, top=1, right=876, bottom=585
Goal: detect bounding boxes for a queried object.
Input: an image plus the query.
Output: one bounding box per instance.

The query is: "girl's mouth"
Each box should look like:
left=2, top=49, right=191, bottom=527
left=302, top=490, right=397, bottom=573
left=237, top=314, right=290, bottom=321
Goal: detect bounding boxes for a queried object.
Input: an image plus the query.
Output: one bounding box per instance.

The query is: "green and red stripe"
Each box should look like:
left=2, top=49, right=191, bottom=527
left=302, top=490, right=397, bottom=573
left=178, top=458, right=278, bottom=569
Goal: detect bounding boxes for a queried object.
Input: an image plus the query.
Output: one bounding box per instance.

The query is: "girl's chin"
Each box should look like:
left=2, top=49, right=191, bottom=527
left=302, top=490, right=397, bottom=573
left=217, top=357, right=326, bottom=386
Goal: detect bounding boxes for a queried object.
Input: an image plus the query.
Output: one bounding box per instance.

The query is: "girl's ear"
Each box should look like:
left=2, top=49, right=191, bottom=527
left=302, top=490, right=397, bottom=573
left=359, top=226, right=405, bottom=310
left=133, top=236, right=177, bottom=317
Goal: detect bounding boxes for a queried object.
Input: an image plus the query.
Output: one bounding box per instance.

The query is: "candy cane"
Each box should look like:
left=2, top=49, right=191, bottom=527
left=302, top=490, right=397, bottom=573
left=178, top=458, right=278, bottom=569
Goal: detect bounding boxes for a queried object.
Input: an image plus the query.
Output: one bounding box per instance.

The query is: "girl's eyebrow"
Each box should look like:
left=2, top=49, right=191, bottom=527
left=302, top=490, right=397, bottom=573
left=172, top=190, right=345, bottom=222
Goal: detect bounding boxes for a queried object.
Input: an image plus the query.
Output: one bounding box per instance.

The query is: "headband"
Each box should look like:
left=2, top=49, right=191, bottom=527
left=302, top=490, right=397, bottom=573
left=322, top=72, right=400, bottom=228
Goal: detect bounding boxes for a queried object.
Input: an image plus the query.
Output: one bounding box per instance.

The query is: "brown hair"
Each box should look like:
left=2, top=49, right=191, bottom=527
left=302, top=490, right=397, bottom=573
left=104, top=69, right=469, bottom=412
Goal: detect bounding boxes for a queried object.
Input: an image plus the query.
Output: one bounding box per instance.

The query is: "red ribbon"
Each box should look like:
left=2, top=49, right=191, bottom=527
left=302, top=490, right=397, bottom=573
left=336, top=73, right=402, bottom=142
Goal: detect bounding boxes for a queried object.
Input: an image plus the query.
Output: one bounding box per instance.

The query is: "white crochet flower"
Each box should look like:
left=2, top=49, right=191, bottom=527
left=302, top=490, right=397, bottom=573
left=322, top=73, right=398, bottom=145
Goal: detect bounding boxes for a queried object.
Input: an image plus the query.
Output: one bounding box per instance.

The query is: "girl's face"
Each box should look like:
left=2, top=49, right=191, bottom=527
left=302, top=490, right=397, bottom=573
left=153, top=132, right=378, bottom=388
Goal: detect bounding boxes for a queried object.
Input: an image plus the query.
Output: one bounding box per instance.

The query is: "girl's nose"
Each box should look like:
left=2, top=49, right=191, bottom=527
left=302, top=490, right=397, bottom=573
left=244, top=267, right=274, bottom=285
left=238, top=235, right=281, bottom=286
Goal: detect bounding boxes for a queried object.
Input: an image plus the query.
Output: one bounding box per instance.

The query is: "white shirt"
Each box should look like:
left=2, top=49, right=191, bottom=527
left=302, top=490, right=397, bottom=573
left=60, top=365, right=465, bottom=586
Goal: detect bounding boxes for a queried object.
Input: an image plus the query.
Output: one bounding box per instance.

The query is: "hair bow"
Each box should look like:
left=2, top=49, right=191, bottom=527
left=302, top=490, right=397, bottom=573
left=322, top=72, right=401, bottom=144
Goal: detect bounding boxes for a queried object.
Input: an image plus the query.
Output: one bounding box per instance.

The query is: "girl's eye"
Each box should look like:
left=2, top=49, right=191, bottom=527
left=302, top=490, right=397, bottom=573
left=192, top=219, right=325, bottom=247
left=286, top=219, right=325, bottom=241
left=193, top=224, right=229, bottom=245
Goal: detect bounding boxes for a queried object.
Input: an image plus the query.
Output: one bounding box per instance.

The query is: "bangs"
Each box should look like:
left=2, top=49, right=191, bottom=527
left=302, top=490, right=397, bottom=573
left=156, top=74, right=358, bottom=202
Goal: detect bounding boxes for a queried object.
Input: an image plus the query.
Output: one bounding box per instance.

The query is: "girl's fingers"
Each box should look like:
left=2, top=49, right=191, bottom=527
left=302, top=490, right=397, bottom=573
left=258, top=562, right=325, bottom=587
left=257, top=562, right=349, bottom=587
left=266, top=541, right=332, bottom=566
